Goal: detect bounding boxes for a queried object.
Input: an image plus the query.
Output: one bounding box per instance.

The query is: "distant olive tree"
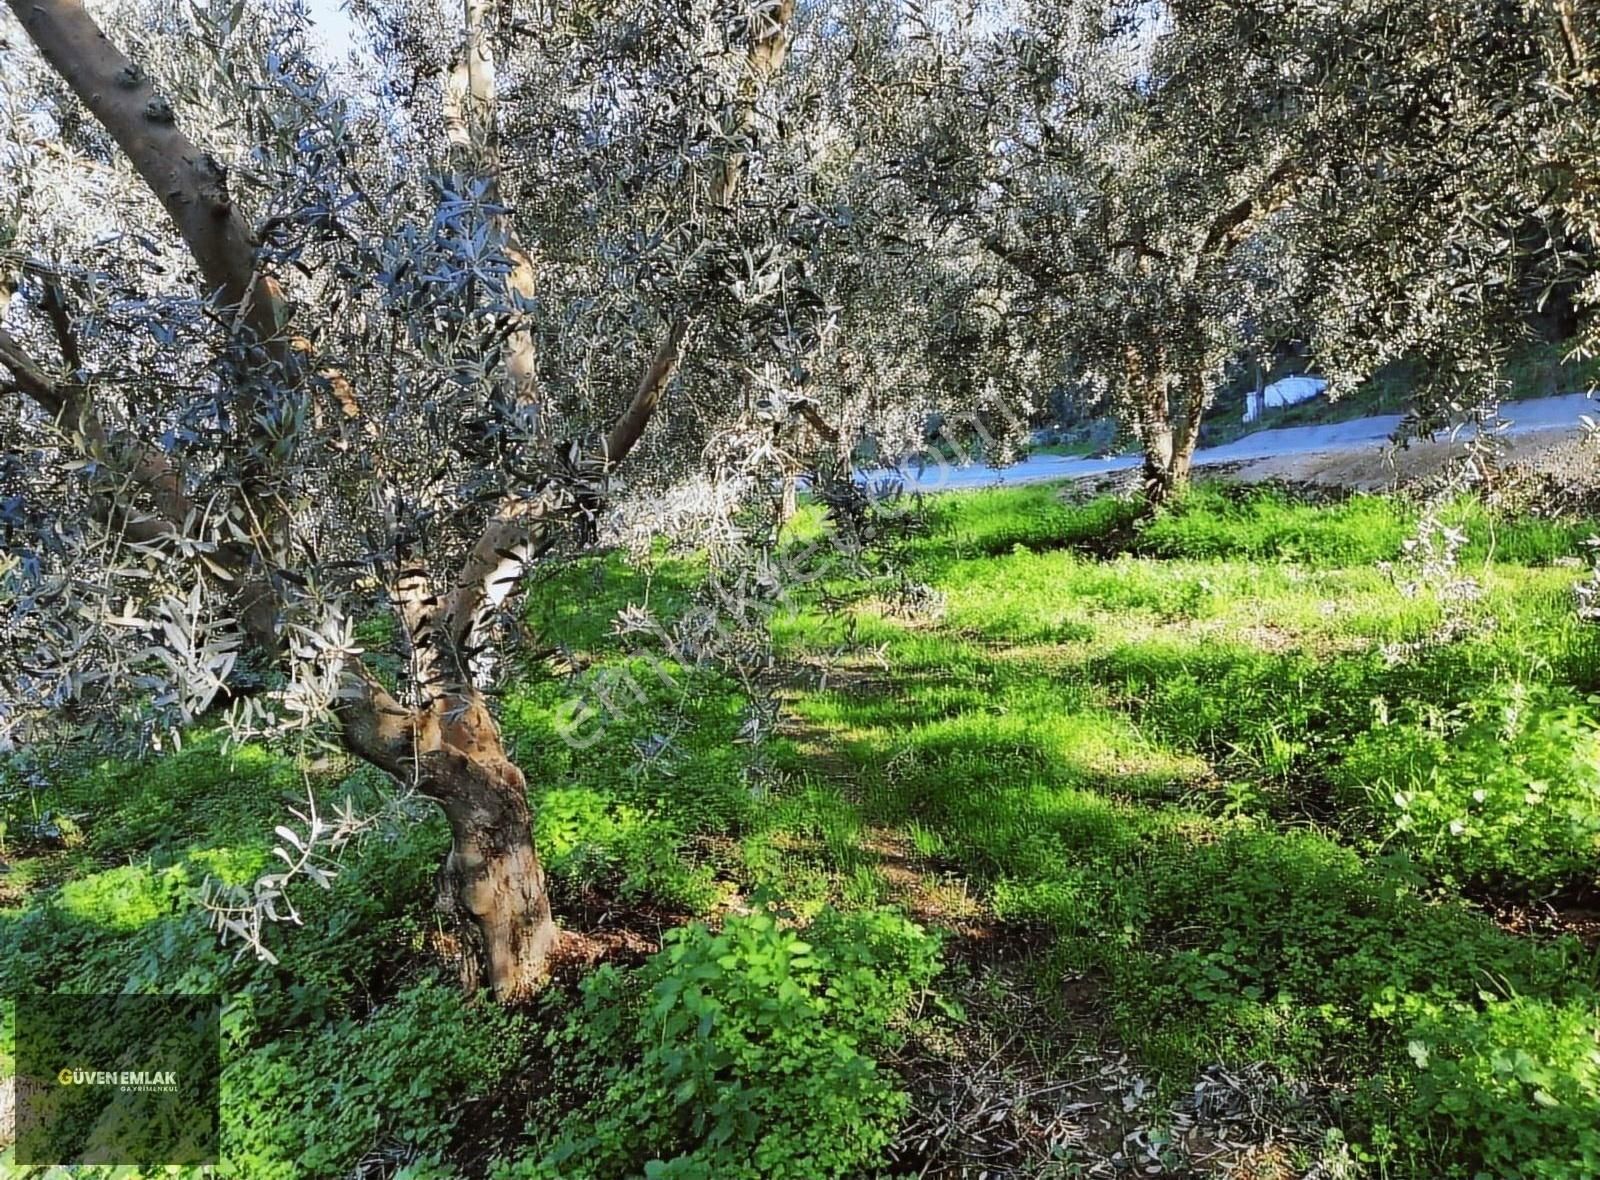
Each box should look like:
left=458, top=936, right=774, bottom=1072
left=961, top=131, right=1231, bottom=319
left=1280, top=0, right=1596, bottom=447
left=894, top=0, right=1596, bottom=500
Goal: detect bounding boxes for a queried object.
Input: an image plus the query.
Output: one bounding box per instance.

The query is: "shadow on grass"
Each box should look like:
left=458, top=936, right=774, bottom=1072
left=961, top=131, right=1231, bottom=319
left=778, top=651, right=1600, bottom=1176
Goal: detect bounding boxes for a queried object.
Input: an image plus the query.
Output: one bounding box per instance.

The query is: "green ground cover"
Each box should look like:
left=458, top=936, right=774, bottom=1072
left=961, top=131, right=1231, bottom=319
left=3, top=481, right=1598, bottom=1177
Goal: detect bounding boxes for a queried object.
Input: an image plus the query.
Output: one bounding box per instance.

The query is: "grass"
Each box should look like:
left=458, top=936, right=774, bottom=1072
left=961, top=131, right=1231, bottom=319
left=4, top=481, right=1600, bottom=1176
left=1027, top=439, right=1101, bottom=457
left=773, top=483, right=1600, bottom=1176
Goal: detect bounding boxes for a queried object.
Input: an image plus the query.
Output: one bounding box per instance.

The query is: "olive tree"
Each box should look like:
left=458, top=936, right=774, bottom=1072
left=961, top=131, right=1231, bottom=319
left=1278, top=0, right=1596, bottom=446
left=0, top=0, right=833, bottom=999
left=896, top=0, right=1595, bottom=499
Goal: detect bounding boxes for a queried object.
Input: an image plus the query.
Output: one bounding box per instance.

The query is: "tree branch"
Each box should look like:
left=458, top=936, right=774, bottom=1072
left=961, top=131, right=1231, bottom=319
left=1552, top=0, right=1588, bottom=78
left=5, top=258, right=217, bottom=559
left=437, top=486, right=561, bottom=664
left=1110, top=237, right=1168, bottom=263
left=11, top=0, right=302, bottom=586
left=3, top=323, right=194, bottom=544
left=602, top=316, right=689, bottom=467
left=981, top=232, right=1069, bottom=289
left=444, top=0, right=539, bottom=413
left=40, top=278, right=81, bottom=375
left=795, top=400, right=840, bottom=447
left=708, top=0, right=796, bottom=208
left=333, top=666, right=422, bottom=779
left=1197, top=156, right=1302, bottom=263
left=599, top=0, right=795, bottom=467
left=0, top=325, right=66, bottom=415
left=438, top=0, right=797, bottom=674
left=6, top=0, right=285, bottom=342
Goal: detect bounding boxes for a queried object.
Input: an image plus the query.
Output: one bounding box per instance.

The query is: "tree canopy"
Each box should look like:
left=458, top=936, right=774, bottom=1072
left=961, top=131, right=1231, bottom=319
left=2, top=0, right=1596, bottom=998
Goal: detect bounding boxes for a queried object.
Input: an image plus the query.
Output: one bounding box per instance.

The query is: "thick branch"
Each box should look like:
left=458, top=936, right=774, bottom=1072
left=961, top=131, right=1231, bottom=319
left=0, top=326, right=65, bottom=415
left=40, top=279, right=82, bottom=375
left=708, top=0, right=796, bottom=208
left=392, top=552, right=450, bottom=707
left=1553, top=0, right=1588, bottom=77
left=7, top=0, right=284, bottom=341
left=12, top=0, right=301, bottom=577
left=439, top=309, right=689, bottom=665
left=2, top=323, right=196, bottom=531
left=441, top=0, right=796, bottom=670
left=981, top=233, right=1069, bottom=289
left=437, top=488, right=560, bottom=658
left=603, top=316, right=689, bottom=466
left=599, top=0, right=795, bottom=466
left=444, top=0, right=539, bottom=412
left=1197, top=157, right=1302, bottom=263
left=334, top=667, right=421, bottom=779
left=795, top=401, right=840, bottom=447
left=3, top=332, right=182, bottom=545
left=443, top=0, right=497, bottom=155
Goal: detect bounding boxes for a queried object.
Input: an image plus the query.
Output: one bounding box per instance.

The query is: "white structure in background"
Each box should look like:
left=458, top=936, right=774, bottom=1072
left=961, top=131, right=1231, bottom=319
left=1243, top=374, right=1329, bottom=424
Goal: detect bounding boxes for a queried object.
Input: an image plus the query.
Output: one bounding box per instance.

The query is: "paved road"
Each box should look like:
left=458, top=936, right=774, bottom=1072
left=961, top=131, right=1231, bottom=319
left=859, top=392, right=1598, bottom=493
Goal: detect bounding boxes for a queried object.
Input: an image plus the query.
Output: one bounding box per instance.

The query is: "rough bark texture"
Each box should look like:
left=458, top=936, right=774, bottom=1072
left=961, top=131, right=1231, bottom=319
left=777, top=472, right=799, bottom=525
left=333, top=676, right=558, bottom=1000
left=432, top=756, right=558, bottom=1000
left=421, top=691, right=560, bottom=999
left=4, top=0, right=291, bottom=362
left=1139, top=418, right=1180, bottom=502
left=1137, top=385, right=1201, bottom=504
left=1170, top=373, right=1207, bottom=495
left=443, top=0, right=539, bottom=414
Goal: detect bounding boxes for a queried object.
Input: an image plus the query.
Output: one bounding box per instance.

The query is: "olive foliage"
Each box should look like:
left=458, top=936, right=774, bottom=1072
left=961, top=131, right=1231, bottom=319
left=889, top=0, right=1598, bottom=494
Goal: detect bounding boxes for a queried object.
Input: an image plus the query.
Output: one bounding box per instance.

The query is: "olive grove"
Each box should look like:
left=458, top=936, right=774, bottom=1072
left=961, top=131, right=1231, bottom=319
left=2, top=0, right=1596, bottom=1007
left=885, top=0, right=1598, bottom=498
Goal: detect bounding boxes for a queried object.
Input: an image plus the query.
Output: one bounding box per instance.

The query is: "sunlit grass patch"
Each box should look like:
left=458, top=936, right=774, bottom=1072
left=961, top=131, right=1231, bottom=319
left=1137, top=484, right=1413, bottom=565
left=907, top=482, right=1146, bottom=562
left=769, top=479, right=1600, bottom=1177
left=0, top=732, right=298, bottom=867
left=55, top=862, right=190, bottom=933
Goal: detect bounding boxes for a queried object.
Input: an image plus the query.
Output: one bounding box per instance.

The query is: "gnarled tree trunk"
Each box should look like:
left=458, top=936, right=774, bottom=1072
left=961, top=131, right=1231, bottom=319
left=427, top=725, right=557, bottom=1000
left=1166, top=374, right=1206, bottom=501
left=338, top=676, right=558, bottom=999
left=1130, top=345, right=1208, bottom=506
left=1129, top=347, right=1185, bottom=505
left=1139, top=414, right=1176, bottom=501
left=427, top=696, right=556, bottom=999
left=777, top=471, right=799, bottom=526
left=1147, top=434, right=1196, bottom=502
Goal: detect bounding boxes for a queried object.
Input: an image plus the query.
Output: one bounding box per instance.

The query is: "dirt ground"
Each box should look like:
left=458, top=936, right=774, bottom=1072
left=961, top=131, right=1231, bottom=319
left=1065, top=425, right=1600, bottom=502
left=1214, top=425, right=1600, bottom=492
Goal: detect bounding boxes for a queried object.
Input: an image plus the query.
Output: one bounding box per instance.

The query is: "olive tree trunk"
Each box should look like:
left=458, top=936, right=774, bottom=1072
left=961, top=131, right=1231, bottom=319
left=1134, top=361, right=1207, bottom=505
left=429, top=733, right=558, bottom=999
left=341, top=677, right=559, bottom=999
